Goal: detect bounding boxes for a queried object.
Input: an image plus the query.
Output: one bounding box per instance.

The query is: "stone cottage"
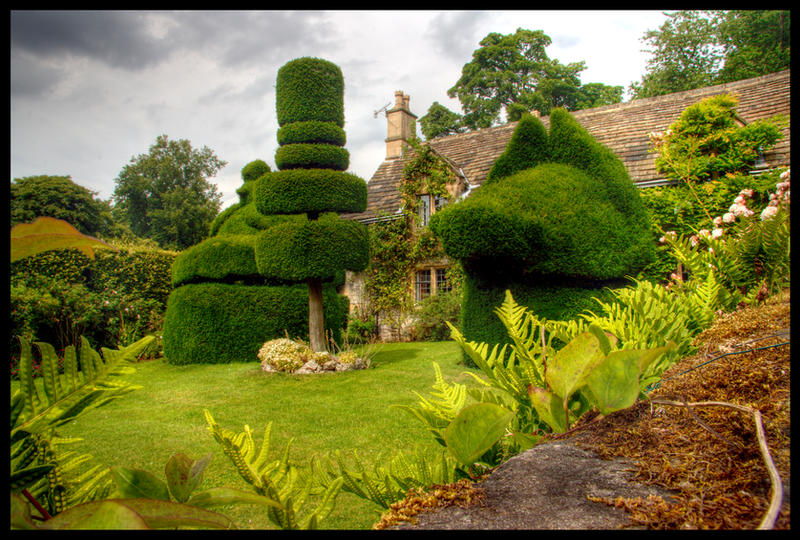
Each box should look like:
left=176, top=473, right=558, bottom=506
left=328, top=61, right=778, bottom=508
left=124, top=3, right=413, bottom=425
left=341, top=69, right=791, bottom=338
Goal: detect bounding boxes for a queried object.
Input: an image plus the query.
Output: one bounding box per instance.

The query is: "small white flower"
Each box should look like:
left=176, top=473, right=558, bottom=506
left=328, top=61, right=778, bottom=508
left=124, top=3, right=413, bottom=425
left=712, top=228, right=724, bottom=239
left=713, top=216, right=723, bottom=227
left=722, top=212, right=736, bottom=224
left=760, top=205, right=779, bottom=220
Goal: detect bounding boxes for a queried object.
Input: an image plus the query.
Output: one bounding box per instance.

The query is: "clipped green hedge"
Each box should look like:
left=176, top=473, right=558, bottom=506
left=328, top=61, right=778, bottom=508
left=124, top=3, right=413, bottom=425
left=162, top=282, right=349, bottom=365
left=254, top=215, right=370, bottom=281
left=432, top=163, right=651, bottom=280
left=241, top=159, right=271, bottom=182
left=274, top=143, right=349, bottom=171
left=171, top=235, right=259, bottom=287
left=431, top=108, right=653, bottom=359
left=11, top=248, right=92, bottom=285
left=275, top=57, right=344, bottom=127
left=11, top=244, right=177, bottom=310
left=214, top=203, right=305, bottom=237
left=548, top=108, right=647, bottom=222
left=254, top=169, right=367, bottom=216
left=277, top=121, right=346, bottom=146
left=485, top=113, right=550, bottom=184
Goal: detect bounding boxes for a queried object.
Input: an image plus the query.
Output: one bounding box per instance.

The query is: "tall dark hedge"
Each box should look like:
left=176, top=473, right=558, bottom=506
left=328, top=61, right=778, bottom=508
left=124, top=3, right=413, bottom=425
left=162, top=282, right=348, bottom=365
left=430, top=108, right=653, bottom=363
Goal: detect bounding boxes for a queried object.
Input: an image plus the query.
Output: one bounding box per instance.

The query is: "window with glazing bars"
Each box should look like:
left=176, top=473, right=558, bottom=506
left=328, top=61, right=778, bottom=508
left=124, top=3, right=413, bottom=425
left=414, top=269, right=432, bottom=301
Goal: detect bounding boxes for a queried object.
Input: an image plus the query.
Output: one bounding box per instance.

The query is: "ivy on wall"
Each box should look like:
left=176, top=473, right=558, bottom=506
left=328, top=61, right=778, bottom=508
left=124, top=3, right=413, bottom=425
left=363, top=138, right=463, bottom=328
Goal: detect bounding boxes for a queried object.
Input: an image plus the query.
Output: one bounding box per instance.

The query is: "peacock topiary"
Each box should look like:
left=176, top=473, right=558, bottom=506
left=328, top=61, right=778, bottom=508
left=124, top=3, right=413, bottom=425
left=430, top=111, right=654, bottom=362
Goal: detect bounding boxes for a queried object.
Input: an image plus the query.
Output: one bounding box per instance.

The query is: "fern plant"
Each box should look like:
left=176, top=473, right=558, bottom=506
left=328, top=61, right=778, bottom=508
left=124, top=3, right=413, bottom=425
left=11, top=335, right=155, bottom=519
left=204, top=410, right=342, bottom=530
left=309, top=448, right=459, bottom=509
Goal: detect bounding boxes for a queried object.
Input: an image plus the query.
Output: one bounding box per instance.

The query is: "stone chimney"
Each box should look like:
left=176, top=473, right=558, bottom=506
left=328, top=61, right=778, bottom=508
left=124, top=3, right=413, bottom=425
left=385, top=91, right=418, bottom=159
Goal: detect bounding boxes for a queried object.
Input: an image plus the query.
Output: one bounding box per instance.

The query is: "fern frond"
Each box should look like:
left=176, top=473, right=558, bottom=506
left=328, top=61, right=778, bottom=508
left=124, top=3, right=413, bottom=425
left=12, top=336, right=153, bottom=437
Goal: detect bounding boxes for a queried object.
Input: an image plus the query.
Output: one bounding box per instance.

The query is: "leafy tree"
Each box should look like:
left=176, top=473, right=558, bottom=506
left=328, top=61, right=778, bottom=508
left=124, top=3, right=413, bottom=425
left=445, top=28, right=623, bottom=131
left=419, top=102, right=467, bottom=140
left=112, top=135, right=225, bottom=250
left=715, top=10, right=791, bottom=83
left=10, top=175, right=117, bottom=237
left=629, top=10, right=790, bottom=99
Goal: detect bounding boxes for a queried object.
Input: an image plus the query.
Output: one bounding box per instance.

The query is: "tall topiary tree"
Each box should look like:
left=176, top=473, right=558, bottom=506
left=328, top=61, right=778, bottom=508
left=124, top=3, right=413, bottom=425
left=430, top=111, right=654, bottom=361
left=253, top=57, right=369, bottom=352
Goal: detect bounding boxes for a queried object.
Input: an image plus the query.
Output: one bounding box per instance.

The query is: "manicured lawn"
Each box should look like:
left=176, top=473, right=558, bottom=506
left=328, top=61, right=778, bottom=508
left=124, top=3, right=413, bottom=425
left=46, top=341, right=480, bottom=529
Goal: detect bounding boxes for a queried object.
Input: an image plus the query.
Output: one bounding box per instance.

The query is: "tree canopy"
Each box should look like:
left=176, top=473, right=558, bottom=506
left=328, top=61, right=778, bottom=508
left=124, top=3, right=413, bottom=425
left=629, top=10, right=790, bottom=99
left=112, top=135, right=225, bottom=251
left=10, top=175, right=117, bottom=238
left=433, top=28, right=622, bottom=135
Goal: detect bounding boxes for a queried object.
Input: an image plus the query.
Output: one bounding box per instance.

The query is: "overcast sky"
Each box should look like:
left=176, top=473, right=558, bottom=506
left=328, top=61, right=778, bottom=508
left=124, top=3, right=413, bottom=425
left=10, top=10, right=671, bottom=210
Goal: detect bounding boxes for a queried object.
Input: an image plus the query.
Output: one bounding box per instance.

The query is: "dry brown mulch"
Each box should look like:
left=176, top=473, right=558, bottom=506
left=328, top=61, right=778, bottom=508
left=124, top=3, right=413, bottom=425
left=574, top=289, right=790, bottom=529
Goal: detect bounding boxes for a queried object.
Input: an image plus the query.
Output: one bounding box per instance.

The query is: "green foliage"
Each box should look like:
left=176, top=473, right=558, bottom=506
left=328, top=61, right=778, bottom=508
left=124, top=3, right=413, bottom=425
left=274, top=143, right=350, bottom=171
left=446, top=27, right=623, bottom=130
left=10, top=175, right=118, bottom=238
left=485, top=113, right=549, bottom=183
left=449, top=291, right=676, bottom=434
left=419, top=101, right=468, bottom=140
left=630, top=10, right=790, bottom=99
left=162, top=282, right=349, bottom=365
left=240, top=159, right=271, bottom=182
left=171, top=234, right=259, bottom=287
left=204, top=411, right=342, bottom=530
left=254, top=169, right=367, bottom=216
left=277, top=120, right=347, bottom=146
left=112, top=134, right=225, bottom=250
left=651, top=93, right=785, bottom=185
left=254, top=215, right=370, bottom=282
left=275, top=57, right=344, bottom=127
left=310, top=448, right=459, bottom=510
left=10, top=336, right=154, bottom=521
left=410, top=289, right=462, bottom=342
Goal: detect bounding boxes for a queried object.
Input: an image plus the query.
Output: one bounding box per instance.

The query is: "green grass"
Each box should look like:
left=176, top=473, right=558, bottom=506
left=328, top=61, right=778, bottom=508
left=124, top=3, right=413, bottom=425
left=27, top=341, right=480, bottom=530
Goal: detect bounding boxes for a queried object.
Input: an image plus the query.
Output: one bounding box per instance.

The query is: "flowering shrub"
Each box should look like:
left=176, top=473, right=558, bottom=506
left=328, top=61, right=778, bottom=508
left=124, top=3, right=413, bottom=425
left=257, top=338, right=324, bottom=373
left=659, top=168, right=790, bottom=314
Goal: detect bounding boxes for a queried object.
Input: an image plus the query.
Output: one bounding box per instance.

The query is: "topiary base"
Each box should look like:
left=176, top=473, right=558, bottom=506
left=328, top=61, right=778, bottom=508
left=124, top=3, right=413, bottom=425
left=162, top=281, right=348, bottom=365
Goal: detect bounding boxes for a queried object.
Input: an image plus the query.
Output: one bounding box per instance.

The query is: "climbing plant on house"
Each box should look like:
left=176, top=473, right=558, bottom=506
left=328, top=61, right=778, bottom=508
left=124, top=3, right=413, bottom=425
left=364, top=138, right=463, bottom=338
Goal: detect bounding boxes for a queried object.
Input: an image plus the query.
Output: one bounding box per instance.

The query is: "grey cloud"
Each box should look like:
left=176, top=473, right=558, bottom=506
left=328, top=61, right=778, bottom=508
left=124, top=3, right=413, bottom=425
left=10, top=10, right=168, bottom=70
left=423, top=11, right=493, bottom=62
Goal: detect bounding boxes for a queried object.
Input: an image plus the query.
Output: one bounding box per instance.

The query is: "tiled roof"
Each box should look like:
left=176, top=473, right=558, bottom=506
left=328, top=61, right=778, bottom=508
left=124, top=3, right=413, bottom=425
left=343, top=69, right=790, bottom=222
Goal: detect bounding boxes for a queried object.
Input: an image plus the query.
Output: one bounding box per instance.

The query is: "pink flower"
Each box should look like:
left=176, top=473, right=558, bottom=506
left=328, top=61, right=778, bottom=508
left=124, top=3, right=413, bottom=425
left=690, top=235, right=699, bottom=247
left=713, top=216, right=723, bottom=227
left=712, top=228, right=724, bottom=239
left=698, top=229, right=711, bottom=238
left=722, top=212, right=735, bottom=223
left=740, top=188, right=754, bottom=198
left=734, top=195, right=746, bottom=205
left=780, top=169, right=790, bottom=180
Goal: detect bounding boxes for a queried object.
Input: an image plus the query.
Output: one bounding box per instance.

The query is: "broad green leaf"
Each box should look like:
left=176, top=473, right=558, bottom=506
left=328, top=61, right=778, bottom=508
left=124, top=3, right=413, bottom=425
left=165, top=453, right=210, bottom=503
left=528, top=386, right=567, bottom=433
left=546, top=329, right=606, bottom=403
left=583, top=349, right=643, bottom=415
left=187, top=487, right=284, bottom=510
left=39, top=500, right=150, bottom=530
left=112, top=467, right=171, bottom=501
left=106, top=498, right=236, bottom=529
left=443, top=402, right=515, bottom=465
left=10, top=216, right=116, bottom=262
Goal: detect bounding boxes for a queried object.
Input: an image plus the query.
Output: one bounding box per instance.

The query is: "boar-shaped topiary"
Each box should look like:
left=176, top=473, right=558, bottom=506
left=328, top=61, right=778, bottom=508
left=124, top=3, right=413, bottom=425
left=430, top=110, right=654, bottom=361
